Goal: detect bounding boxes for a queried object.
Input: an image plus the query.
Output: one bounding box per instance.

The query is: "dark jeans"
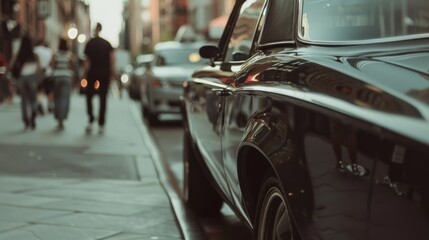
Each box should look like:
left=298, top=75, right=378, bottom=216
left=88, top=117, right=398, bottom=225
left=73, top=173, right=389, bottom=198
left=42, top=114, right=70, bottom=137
left=0, top=75, right=12, bottom=102
left=53, top=76, right=72, bottom=121
left=85, top=79, right=109, bottom=126
left=19, top=74, right=39, bottom=124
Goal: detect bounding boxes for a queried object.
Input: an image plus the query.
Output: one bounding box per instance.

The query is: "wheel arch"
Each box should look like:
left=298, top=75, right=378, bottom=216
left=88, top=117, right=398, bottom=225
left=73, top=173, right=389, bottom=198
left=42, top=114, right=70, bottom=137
left=237, top=144, right=275, bottom=222
left=235, top=110, right=310, bottom=234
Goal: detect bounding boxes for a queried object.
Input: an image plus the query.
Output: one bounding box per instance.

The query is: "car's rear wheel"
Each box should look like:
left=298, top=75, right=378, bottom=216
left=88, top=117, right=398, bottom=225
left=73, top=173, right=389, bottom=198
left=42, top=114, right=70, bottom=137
left=254, top=174, right=295, bottom=240
left=183, top=131, right=223, bottom=216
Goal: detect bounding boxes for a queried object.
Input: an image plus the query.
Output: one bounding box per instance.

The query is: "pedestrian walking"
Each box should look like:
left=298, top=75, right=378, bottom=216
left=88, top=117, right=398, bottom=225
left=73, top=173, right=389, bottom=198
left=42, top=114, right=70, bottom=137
left=82, top=23, right=115, bottom=133
left=10, top=34, right=42, bottom=129
left=0, top=53, right=14, bottom=104
left=34, top=38, right=54, bottom=114
left=50, top=37, right=75, bottom=130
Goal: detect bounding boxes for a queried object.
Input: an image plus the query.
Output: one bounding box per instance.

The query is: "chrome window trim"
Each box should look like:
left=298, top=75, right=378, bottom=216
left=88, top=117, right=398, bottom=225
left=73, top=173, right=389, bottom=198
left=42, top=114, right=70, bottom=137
left=258, top=41, right=296, bottom=49
left=298, top=33, right=429, bottom=46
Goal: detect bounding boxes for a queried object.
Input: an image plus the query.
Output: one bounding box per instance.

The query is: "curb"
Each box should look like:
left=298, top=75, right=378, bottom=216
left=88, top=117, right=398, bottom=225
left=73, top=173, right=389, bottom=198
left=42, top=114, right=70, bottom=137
left=127, top=100, right=206, bottom=240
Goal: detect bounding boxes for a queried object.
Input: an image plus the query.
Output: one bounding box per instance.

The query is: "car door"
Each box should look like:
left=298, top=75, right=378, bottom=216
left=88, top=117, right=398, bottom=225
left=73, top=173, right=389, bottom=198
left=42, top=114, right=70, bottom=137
left=185, top=0, right=266, bottom=201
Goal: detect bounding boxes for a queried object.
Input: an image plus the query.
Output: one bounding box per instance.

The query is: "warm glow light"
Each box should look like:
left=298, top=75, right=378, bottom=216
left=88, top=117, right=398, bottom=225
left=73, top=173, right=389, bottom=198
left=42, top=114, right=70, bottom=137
left=77, top=34, right=86, bottom=43
left=120, top=74, right=129, bottom=83
left=188, top=53, right=201, bottom=63
left=94, top=80, right=100, bottom=89
left=80, top=79, right=88, bottom=88
left=68, top=24, right=78, bottom=39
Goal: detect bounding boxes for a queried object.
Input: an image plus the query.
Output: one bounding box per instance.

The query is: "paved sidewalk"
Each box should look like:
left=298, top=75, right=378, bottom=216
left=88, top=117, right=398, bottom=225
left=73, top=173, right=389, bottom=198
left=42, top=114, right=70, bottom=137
left=0, top=91, right=182, bottom=240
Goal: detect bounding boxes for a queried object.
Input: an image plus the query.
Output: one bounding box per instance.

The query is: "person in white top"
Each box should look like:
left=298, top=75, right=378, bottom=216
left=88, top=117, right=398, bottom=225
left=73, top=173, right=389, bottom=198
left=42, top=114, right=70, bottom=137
left=49, top=37, right=75, bottom=130
left=11, top=34, right=42, bottom=129
left=34, top=39, right=53, bottom=114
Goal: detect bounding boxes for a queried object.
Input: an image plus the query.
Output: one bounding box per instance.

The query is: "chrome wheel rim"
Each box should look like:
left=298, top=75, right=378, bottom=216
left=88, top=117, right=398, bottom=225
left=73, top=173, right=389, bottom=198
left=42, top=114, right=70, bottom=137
left=258, top=186, right=293, bottom=240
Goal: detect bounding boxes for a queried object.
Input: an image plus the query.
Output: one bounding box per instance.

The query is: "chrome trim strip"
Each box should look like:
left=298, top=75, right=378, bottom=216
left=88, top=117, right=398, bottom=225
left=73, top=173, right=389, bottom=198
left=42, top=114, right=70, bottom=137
left=238, top=85, right=429, bottom=145
left=192, top=77, right=231, bottom=89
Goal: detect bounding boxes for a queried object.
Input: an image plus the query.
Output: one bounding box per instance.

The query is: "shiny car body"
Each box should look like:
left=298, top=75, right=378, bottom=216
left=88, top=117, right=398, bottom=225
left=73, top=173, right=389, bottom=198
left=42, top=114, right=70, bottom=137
left=181, top=0, right=429, bottom=239
left=140, top=41, right=209, bottom=124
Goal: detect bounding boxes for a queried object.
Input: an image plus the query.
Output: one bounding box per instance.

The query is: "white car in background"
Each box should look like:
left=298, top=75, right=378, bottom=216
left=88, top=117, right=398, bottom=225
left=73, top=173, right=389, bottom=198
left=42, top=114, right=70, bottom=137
left=128, top=54, right=154, bottom=100
left=140, top=41, right=209, bottom=125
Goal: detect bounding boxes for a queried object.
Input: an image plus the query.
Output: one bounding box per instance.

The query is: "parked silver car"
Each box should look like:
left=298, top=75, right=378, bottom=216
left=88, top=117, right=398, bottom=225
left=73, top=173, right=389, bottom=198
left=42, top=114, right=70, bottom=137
left=140, top=41, right=209, bottom=124
left=128, top=54, right=154, bottom=100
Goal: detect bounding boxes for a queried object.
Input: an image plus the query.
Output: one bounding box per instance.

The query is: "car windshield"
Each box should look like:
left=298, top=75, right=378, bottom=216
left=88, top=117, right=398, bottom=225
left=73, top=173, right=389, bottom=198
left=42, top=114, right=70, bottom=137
left=155, top=48, right=207, bottom=66
left=301, top=0, right=429, bottom=42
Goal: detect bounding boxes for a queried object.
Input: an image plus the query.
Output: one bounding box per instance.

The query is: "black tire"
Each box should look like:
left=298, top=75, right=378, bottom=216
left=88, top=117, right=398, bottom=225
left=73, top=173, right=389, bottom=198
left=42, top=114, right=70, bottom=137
left=254, top=174, right=295, bottom=240
left=142, top=105, right=158, bottom=125
left=183, top=131, right=223, bottom=216
left=148, top=113, right=158, bottom=125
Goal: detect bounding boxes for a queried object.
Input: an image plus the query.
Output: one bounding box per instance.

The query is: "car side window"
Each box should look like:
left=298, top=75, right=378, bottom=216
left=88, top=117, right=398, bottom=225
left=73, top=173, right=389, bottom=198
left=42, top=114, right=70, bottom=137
left=224, top=0, right=266, bottom=62
left=259, top=0, right=295, bottom=45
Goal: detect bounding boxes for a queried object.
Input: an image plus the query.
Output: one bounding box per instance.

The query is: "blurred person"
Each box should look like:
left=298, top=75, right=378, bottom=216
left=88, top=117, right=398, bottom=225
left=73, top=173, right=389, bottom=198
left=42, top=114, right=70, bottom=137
left=0, top=52, right=13, bottom=104
left=34, top=38, right=53, bottom=114
left=82, top=23, right=115, bottom=134
left=10, top=34, right=42, bottom=129
left=50, top=37, right=75, bottom=130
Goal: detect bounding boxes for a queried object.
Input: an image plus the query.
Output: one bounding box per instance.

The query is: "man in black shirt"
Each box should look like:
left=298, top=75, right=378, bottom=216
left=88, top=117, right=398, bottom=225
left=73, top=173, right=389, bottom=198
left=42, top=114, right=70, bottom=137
left=82, top=23, right=115, bottom=133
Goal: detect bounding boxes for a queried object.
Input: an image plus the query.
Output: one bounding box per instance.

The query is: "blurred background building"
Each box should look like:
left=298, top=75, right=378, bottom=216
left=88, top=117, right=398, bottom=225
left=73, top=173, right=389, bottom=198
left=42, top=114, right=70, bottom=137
left=122, top=0, right=233, bottom=59
left=1, top=0, right=233, bottom=64
left=0, top=0, right=90, bottom=62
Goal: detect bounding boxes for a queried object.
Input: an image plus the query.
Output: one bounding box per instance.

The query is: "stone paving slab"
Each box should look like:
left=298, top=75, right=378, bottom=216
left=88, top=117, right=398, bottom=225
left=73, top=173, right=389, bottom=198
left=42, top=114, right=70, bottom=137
left=0, top=222, right=28, bottom=232
left=0, top=224, right=119, bottom=240
left=0, top=192, right=59, bottom=207
left=28, top=187, right=170, bottom=206
left=0, top=144, right=139, bottom=180
left=0, top=205, right=71, bottom=222
left=36, top=212, right=175, bottom=232
left=105, top=233, right=181, bottom=240
left=37, top=199, right=156, bottom=216
left=0, top=176, right=79, bottom=193
left=0, top=175, right=181, bottom=239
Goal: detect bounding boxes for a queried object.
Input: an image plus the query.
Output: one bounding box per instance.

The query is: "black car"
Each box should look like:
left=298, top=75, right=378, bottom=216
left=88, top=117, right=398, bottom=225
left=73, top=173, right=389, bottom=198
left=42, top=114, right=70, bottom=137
left=181, top=0, right=429, bottom=239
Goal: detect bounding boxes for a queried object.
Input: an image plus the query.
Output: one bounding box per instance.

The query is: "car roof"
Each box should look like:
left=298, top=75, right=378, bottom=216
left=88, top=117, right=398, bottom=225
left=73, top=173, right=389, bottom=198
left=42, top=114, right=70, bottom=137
left=154, top=41, right=206, bottom=51
left=136, top=54, right=154, bottom=64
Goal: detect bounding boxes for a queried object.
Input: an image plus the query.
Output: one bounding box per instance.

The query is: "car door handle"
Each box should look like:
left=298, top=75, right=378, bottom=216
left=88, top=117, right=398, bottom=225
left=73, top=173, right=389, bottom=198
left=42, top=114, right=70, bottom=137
left=212, top=88, right=234, bottom=96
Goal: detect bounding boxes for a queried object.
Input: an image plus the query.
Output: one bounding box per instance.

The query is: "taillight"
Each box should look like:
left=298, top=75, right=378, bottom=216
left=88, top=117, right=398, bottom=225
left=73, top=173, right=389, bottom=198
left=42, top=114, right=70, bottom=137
left=151, top=78, right=162, bottom=88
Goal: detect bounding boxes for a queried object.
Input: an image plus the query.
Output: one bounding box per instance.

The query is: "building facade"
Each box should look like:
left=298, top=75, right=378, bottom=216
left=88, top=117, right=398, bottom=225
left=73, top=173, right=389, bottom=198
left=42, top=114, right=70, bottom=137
left=0, top=0, right=89, bottom=62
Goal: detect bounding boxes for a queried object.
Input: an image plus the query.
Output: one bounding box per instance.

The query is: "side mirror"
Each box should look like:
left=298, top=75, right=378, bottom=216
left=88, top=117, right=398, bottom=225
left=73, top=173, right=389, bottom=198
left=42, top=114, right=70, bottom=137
left=199, top=45, right=219, bottom=59
left=200, top=45, right=219, bottom=67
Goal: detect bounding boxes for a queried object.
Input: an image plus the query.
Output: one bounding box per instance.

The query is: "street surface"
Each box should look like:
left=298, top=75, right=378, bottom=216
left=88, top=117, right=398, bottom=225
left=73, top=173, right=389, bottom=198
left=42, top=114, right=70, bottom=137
left=0, top=91, right=182, bottom=240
